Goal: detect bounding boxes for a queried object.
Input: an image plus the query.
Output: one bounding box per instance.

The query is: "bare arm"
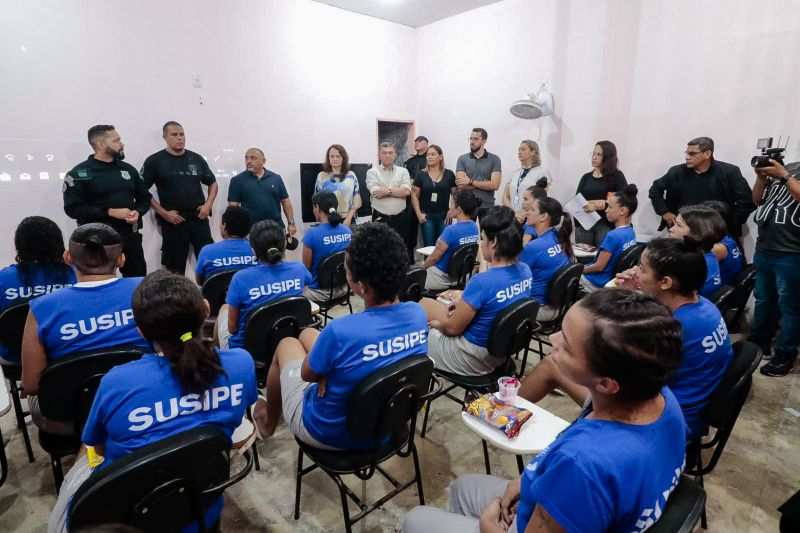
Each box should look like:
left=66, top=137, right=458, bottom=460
left=197, top=181, right=218, bottom=219
left=411, top=186, right=425, bottom=221
left=422, top=240, right=449, bottom=269
left=282, top=198, right=297, bottom=236
left=502, top=182, right=512, bottom=207
left=228, top=201, right=241, bottom=207
left=582, top=250, right=612, bottom=274
left=430, top=297, right=477, bottom=336
left=21, top=311, right=46, bottom=394
left=228, top=306, right=240, bottom=334
left=302, top=245, right=313, bottom=269
left=300, top=356, right=323, bottom=383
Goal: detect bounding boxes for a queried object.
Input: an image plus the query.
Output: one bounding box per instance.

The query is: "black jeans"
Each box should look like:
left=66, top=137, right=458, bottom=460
left=372, top=209, right=410, bottom=253
left=158, top=215, right=214, bottom=274
left=119, top=230, right=147, bottom=277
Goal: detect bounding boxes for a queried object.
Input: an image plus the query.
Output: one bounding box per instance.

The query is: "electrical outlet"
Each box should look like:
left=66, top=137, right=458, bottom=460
left=192, top=75, right=202, bottom=88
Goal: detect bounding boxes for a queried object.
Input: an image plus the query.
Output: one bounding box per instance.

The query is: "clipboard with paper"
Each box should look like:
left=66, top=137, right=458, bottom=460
left=564, top=193, right=601, bottom=230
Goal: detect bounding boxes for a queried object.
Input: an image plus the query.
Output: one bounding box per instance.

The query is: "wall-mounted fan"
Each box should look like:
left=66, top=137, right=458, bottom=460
left=510, top=84, right=554, bottom=119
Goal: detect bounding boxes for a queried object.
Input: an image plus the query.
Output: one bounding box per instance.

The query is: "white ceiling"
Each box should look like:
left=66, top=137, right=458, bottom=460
left=311, top=0, right=505, bottom=28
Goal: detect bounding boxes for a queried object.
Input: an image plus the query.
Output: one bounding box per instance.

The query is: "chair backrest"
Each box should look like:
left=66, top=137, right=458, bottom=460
left=398, top=268, right=427, bottom=303
left=647, top=475, right=706, bottom=533
left=703, top=340, right=761, bottom=429
left=201, top=270, right=238, bottom=317
left=709, top=284, right=736, bottom=313
left=613, top=243, right=646, bottom=274
left=447, top=243, right=479, bottom=288
left=243, top=296, right=312, bottom=368
left=729, top=263, right=757, bottom=309
left=0, top=301, right=30, bottom=354
left=37, top=345, right=146, bottom=431
left=317, top=250, right=347, bottom=290
left=487, top=298, right=539, bottom=359
left=347, top=355, right=433, bottom=450
left=69, top=426, right=233, bottom=532
left=545, top=262, right=584, bottom=316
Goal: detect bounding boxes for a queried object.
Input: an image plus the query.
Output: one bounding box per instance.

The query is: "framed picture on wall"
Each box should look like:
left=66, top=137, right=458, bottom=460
left=377, top=119, right=415, bottom=164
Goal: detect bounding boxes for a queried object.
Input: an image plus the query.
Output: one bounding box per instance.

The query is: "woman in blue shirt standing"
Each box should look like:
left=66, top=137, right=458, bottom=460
left=668, top=205, right=727, bottom=297
left=402, top=289, right=686, bottom=533
left=0, top=216, right=76, bottom=363
left=302, top=191, right=352, bottom=303
left=421, top=206, right=532, bottom=376
left=580, top=184, right=639, bottom=291
left=519, top=197, right=574, bottom=321
left=49, top=271, right=257, bottom=533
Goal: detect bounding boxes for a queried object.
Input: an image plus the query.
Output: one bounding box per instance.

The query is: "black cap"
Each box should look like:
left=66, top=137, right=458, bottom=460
left=285, top=233, right=299, bottom=251
left=415, top=135, right=428, bottom=143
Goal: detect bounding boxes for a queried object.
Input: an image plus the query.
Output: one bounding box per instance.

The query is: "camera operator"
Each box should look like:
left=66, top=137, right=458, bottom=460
left=749, top=158, right=800, bottom=376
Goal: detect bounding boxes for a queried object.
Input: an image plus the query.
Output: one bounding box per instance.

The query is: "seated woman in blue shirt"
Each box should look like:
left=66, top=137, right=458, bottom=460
left=580, top=184, right=639, bottom=292
left=668, top=204, right=727, bottom=297
left=0, top=216, right=76, bottom=364
left=517, top=180, right=548, bottom=244
left=218, top=219, right=311, bottom=350
left=195, top=206, right=255, bottom=285
left=301, top=191, right=352, bottom=303
left=702, top=200, right=745, bottom=286
left=252, top=223, right=427, bottom=449
left=420, top=206, right=532, bottom=376
left=519, top=197, right=575, bottom=321
left=22, top=223, right=147, bottom=435
left=421, top=190, right=479, bottom=291
left=402, top=289, right=686, bottom=533
left=48, top=271, right=258, bottom=533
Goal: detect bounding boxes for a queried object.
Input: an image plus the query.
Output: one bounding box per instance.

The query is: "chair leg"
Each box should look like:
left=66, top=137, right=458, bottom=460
left=516, top=455, right=525, bottom=474
left=51, top=455, right=64, bottom=494
left=420, top=398, right=432, bottom=439
left=412, top=445, right=425, bottom=505
left=333, top=474, right=353, bottom=533
left=482, top=439, right=491, bottom=475
left=293, top=448, right=304, bottom=520
left=252, top=441, right=261, bottom=471
left=0, top=426, right=7, bottom=487
left=8, top=380, right=34, bottom=463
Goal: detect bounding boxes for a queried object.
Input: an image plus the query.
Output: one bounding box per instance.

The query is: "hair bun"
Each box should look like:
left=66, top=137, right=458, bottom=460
left=535, top=177, right=549, bottom=189
left=623, top=184, right=639, bottom=197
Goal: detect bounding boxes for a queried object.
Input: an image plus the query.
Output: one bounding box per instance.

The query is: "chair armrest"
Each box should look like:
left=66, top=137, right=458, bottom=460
left=202, top=448, right=254, bottom=495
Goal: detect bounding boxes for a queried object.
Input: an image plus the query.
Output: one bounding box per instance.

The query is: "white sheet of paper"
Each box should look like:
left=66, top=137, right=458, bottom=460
left=565, top=193, right=601, bottom=231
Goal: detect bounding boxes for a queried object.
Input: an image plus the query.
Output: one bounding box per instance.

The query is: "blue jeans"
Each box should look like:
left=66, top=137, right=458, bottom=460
left=747, top=251, right=800, bottom=362
left=420, top=212, right=447, bottom=247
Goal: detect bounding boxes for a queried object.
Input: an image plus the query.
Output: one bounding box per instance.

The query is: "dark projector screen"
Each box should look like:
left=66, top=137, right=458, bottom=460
left=299, top=163, right=374, bottom=223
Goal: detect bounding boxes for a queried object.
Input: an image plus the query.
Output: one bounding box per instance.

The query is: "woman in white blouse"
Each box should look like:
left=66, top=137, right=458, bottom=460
left=502, top=139, right=551, bottom=217
left=315, top=144, right=362, bottom=226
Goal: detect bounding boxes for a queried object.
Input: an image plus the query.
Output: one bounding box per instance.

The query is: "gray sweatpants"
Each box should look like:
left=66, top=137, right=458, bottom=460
left=401, top=474, right=518, bottom=533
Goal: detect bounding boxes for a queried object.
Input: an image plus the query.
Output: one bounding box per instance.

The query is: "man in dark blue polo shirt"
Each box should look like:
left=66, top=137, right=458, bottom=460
left=228, top=148, right=297, bottom=237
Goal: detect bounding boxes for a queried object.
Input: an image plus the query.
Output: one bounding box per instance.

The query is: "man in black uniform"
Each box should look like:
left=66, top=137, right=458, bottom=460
left=403, top=135, right=429, bottom=258
left=141, top=121, right=218, bottom=274
left=63, top=125, right=150, bottom=277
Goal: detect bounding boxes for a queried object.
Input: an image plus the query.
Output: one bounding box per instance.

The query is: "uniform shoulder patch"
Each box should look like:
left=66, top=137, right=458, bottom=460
left=63, top=174, right=75, bottom=192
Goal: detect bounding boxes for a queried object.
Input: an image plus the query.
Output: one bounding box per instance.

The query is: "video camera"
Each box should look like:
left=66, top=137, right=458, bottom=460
left=751, top=137, right=786, bottom=168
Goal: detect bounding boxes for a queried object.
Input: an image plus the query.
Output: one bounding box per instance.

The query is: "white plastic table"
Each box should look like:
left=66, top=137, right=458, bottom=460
left=572, top=245, right=597, bottom=259
left=416, top=246, right=436, bottom=257
left=461, top=395, right=570, bottom=474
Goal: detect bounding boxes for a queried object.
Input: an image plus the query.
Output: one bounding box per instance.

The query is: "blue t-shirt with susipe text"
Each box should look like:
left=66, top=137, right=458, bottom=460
left=671, top=296, right=733, bottom=439
left=0, top=263, right=76, bottom=362
left=225, top=261, right=311, bottom=348
left=303, top=302, right=428, bottom=449
left=699, top=252, right=722, bottom=297
left=433, top=220, right=479, bottom=273
left=718, top=235, right=743, bottom=286
left=522, top=223, right=537, bottom=239
left=81, top=348, right=257, bottom=532
left=195, top=239, right=257, bottom=282
left=517, top=388, right=687, bottom=533
left=584, top=225, right=637, bottom=287
left=301, top=222, right=352, bottom=289
left=460, top=262, right=532, bottom=347
left=519, top=229, right=570, bottom=305
left=29, top=278, right=148, bottom=361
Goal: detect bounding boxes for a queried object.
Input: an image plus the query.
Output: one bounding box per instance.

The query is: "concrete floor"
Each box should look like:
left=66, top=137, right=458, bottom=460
left=0, top=298, right=797, bottom=532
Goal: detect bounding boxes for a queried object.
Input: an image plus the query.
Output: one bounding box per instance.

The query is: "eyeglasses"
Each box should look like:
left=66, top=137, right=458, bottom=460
left=684, top=151, right=704, bottom=156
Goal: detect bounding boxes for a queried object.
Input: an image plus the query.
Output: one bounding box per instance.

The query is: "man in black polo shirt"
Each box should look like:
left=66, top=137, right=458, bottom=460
left=404, top=135, right=429, bottom=259
left=63, top=125, right=151, bottom=277
left=141, top=121, right=218, bottom=274
left=648, top=136, right=755, bottom=236
left=228, top=148, right=297, bottom=236
left=455, top=128, right=502, bottom=215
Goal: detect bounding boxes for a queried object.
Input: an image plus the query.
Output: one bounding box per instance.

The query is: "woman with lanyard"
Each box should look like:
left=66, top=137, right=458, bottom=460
left=411, top=144, right=457, bottom=246
left=315, top=144, right=361, bottom=227
left=575, top=140, right=628, bottom=247
left=502, top=140, right=551, bottom=219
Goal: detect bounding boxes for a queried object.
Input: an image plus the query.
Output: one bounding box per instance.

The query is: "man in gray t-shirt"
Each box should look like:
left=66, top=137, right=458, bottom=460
left=455, top=127, right=502, bottom=209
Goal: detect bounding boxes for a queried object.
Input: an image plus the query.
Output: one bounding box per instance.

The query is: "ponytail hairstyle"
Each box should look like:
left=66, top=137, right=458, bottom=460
left=577, top=288, right=683, bottom=402
left=701, top=200, right=746, bottom=261
left=68, top=223, right=122, bottom=275
left=453, top=190, right=479, bottom=219
left=677, top=205, right=727, bottom=252
left=527, top=177, right=549, bottom=201
left=133, top=271, right=225, bottom=394
left=644, top=237, right=706, bottom=296
left=14, top=216, right=73, bottom=286
left=613, top=183, right=639, bottom=215
left=249, top=219, right=285, bottom=264
left=311, top=190, right=343, bottom=227
left=535, top=197, right=575, bottom=261
left=480, top=206, right=523, bottom=260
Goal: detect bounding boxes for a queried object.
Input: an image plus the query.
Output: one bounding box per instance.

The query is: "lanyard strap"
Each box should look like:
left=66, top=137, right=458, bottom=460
left=516, top=167, right=532, bottom=195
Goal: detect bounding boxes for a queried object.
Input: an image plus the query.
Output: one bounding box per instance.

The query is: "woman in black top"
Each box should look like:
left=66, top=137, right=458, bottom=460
left=575, top=140, right=628, bottom=246
left=412, top=144, right=457, bottom=246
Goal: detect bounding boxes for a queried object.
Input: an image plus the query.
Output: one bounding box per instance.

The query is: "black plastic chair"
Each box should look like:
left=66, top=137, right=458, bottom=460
left=201, top=270, right=237, bottom=317
left=0, top=301, right=35, bottom=462
left=69, top=426, right=253, bottom=533
left=530, top=262, right=584, bottom=361
left=686, top=340, right=761, bottom=528
left=647, top=475, right=706, bottom=533
left=709, top=284, right=736, bottom=314
left=398, top=267, right=427, bottom=303
left=36, top=345, right=145, bottom=492
left=316, top=251, right=353, bottom=325
left=448, top=243, right=479, bottom=290
left=293, top=355, right=436, bottom=533
left=612, top=243, right=646, bottom=274
left=726, top=263, right=758, bottom=330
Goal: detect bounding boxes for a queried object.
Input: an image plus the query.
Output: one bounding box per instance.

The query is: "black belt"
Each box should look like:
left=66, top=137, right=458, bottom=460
left=373, top=209, right=406, bottom=219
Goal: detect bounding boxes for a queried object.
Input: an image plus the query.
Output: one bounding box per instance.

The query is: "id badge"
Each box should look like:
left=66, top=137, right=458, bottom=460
left=430, top=192, right=438, bottom=203
left=513, top=194, right=520, bottom=206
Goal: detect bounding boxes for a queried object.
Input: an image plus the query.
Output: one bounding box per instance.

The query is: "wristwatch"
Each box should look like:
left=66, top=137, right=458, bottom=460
left=777, top=174, right=794, bottom=185
left=288, top=220, right=296, bottom=225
